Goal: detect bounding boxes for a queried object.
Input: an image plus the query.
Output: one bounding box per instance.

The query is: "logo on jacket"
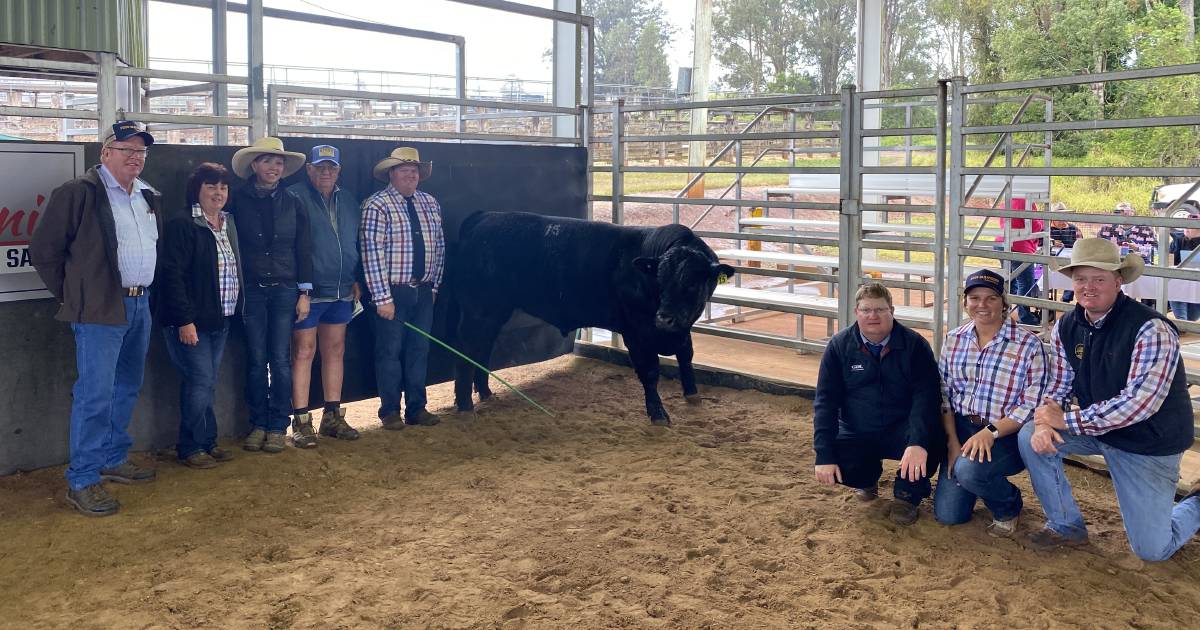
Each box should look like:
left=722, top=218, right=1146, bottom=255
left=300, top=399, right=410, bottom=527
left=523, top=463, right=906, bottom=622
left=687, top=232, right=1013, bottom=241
left=1075, top=343, right=1085, bottom=360
left=850, top=362, right=865, bottom=372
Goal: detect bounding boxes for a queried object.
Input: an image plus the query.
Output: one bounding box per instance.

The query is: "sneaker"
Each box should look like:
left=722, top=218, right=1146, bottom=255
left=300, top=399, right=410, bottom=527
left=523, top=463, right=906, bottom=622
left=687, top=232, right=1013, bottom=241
left=404, top=410, right=441, bottom=426
left=262, top=432, right=286, bottom=454
left=208, top=446, right=234, bottom=462
left=182, top=451, right=218, bottom=470
left=243, top=428, right=267, bottom=452
left=65, top=484, right=119, bottom=517
left=986, top=515, right=1019, bottom=538
left=854, top=487, right=879, bottom=502
left=319, top=407, right=360, bottom=440
left=99, top=462, right=156, bottom=484
left=889, top=501, right=919, bottom=526
left=291, top=412, right=318, bottom=449
left=1028, top=527, right=1088, bottom=551
left=381, top=413, right=405, bottom=431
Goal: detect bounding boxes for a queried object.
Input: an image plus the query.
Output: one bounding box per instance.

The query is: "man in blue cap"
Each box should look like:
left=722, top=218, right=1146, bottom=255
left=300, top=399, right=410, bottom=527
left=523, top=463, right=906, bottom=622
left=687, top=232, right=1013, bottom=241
left=31, top=121, right=163, bottom=516
left=287, top=145, right=362, bottom=446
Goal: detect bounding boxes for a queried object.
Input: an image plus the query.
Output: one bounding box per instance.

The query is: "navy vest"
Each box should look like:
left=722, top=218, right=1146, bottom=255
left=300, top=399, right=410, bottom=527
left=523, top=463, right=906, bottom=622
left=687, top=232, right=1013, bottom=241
left=1058, top=293, right=1194, bottom=456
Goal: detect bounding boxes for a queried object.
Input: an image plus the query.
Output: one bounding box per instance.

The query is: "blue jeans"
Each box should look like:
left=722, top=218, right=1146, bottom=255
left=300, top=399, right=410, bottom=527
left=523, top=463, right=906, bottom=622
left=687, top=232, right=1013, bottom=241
left=1008, top=260, right=1040, bottom=324
left=242, top=284, right=297, bottom=432
left=163, top=321, right=229, bottom=459
left=934, top=414, right=1026, bottom=524
left=66, top=294, right=152, bottom=491
left=1169, top=301, right=1200, bottom=321
left=374, top=285, right=435, bottom=421
left=1018, top=422, right=1200, bottom=561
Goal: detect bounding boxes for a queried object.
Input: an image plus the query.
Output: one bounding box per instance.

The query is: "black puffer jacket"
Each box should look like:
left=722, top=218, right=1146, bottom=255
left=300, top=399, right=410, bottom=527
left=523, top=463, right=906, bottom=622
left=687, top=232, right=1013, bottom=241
left=227, top=179, right=312, bottom=287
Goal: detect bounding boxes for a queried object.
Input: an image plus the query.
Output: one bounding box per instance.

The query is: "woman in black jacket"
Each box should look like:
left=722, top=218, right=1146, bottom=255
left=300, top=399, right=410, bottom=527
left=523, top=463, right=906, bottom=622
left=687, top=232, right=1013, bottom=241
left=159, top=163, right=244, bottom=469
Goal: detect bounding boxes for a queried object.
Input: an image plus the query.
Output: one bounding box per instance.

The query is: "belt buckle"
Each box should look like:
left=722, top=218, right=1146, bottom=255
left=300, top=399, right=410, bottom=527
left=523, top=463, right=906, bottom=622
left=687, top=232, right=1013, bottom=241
left=125, top=286, right=145, bottom=297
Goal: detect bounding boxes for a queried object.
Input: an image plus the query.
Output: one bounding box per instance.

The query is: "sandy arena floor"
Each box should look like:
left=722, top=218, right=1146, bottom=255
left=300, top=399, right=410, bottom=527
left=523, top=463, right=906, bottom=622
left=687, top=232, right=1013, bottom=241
left=1, top=355, right=1199, bottom=629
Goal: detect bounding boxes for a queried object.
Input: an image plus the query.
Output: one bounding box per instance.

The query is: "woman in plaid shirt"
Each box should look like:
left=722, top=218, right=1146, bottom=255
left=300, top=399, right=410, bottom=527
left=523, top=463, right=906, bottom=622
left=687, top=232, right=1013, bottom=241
left=933, top=269, right=1049, bottom=536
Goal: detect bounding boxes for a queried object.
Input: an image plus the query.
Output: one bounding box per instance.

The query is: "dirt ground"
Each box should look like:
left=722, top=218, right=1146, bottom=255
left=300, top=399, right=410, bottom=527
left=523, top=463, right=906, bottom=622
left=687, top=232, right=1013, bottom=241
left=2, top=355, right=1199, bottom=630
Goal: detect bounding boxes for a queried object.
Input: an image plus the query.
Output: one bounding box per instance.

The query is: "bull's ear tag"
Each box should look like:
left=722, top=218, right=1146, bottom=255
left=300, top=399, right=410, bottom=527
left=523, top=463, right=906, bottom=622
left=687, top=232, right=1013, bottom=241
left=717, top=273, right=728, bottom=285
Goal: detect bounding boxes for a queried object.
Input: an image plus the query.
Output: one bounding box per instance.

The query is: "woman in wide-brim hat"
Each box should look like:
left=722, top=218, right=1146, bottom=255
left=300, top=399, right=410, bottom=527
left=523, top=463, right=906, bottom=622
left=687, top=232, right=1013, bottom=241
left=231, top=137, right=307, bottom=179
left=372, top=147, right=432, bottom=183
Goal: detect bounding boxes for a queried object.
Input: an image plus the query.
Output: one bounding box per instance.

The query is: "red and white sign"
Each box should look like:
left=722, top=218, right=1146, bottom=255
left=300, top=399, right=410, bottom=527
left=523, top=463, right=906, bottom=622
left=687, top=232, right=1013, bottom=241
left=0, top=143, right=84, bottom=301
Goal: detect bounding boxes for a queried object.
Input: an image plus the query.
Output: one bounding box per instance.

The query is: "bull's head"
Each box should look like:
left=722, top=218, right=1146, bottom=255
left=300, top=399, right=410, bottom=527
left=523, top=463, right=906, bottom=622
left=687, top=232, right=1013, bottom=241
left=634, top=248, right=735, bottom=334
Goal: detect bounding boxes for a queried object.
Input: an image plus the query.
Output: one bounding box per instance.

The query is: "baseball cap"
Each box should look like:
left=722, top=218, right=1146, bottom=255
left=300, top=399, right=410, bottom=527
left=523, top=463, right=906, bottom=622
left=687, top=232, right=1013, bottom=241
left=964, top=269, right=1006, bottom=296
left=310, top=144, right=340, bottom=166
left=102, top=120, right=154, bottom=146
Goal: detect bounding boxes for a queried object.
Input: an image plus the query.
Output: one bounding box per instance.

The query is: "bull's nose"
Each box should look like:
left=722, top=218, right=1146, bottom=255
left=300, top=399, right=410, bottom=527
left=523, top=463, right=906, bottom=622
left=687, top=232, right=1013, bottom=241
left=656, top=314, right=677, bottom=329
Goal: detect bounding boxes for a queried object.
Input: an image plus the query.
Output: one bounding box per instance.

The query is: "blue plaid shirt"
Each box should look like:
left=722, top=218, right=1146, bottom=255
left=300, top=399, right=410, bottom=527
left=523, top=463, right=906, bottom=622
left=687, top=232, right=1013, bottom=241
left=98, top=165, right=158, bottom=287
left=193, top=204, right=239, bottom=316
left=360, top=186, right=445, bottom=306
left=940, top=318, right=1049, bottom=424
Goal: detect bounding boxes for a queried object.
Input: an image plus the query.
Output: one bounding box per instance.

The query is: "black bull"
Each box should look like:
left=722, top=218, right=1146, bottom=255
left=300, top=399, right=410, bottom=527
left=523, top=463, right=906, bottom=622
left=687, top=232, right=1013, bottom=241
left=448, top=211, right=734, bottom=425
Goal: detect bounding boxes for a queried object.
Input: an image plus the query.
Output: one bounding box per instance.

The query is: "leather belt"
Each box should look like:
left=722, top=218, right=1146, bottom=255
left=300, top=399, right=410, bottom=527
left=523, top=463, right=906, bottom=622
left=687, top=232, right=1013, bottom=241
left=124, top=286, right=146, bottom=297
left=392, top=281, right=432, bottom=288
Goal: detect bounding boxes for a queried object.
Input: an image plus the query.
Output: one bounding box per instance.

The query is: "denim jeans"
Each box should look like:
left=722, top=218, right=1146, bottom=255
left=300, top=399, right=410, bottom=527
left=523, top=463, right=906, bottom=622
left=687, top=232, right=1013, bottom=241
left=66, top=294, right=152, bottom=491
left=242, top=284, right=297, bottom=432
left=1007, top=260, right=1040, bottom=324
left=831, top=421, right=936, bottom=506
left=163, top=320, right=229, bottom=458
left=934, top=413, right=1026, bottom=524
left=374, top=285, right=435, bottom=421
left=1018, top=422, right=1200, bottom=561
left=1169, top=301, right=1200, bottom=321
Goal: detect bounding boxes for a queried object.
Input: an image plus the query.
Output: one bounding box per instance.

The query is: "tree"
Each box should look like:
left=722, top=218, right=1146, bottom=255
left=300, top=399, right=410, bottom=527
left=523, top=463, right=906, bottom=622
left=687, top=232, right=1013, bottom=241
left=712, top=0, right=805, bottom=93
left=883, top=0, right=938, bottom=88
left=795, top=0, right=855, bottom=95
left=585, top=0, right=673, bottom=87
left=634, top=19, right=671, bottom=87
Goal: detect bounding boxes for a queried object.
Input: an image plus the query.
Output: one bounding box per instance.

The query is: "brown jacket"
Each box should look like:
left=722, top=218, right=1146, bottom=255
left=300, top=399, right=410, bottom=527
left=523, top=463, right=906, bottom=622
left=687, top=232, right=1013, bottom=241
left=30, top=166, right=164, bottom=325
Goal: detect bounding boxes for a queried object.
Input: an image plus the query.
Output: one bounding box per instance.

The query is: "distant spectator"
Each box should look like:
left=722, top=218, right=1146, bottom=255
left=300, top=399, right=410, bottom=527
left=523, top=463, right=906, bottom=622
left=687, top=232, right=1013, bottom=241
left=1168, top=211, right=1200, bottom=321
left=1098, top=202, right=1157, bottom=264
left=993, top=197, right=1045, bottom=325
left=1049, top=202, right=1080, bottom=303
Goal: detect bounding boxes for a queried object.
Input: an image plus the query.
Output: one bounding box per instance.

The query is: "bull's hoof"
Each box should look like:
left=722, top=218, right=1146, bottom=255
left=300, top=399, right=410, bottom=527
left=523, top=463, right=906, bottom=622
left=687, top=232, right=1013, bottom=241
left=456, top=400, right=474, bottom=413
left=684, top=393, right=702, bottom=405
left=649, top=417, right=671, bottom=427
left=478, top=390, right=493, bottom=402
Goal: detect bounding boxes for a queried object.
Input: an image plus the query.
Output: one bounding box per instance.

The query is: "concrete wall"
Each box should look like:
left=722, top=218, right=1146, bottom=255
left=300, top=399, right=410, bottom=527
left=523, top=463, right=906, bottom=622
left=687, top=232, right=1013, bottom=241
left=0, top=138, right=587, bottom=474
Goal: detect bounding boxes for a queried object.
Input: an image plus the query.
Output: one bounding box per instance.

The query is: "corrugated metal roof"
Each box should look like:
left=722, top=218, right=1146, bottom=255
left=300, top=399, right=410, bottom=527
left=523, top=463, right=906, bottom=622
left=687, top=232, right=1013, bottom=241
left=0, top=0, right=147, bottom=66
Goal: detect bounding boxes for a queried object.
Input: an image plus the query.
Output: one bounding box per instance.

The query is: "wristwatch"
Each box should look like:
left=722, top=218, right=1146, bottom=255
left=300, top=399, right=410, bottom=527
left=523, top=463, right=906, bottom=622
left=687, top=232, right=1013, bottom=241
left=985, top=423, right=1000, bottom=439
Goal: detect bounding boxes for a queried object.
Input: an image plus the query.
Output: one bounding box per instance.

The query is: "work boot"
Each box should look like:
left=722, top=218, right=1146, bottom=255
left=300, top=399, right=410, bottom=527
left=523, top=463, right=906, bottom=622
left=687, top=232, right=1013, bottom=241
left=1028, top=527, right=1088, bottom=552
left=319, top=407, right=360, bottom=440
left=381, top=413, right=405, bottom=431
left=65, top=484, right=120, bottom=517
left=404, top=410, right=441, bottom=426
left=208, top=446, right=234, bottom=462
left=182, top=451, right=218, bottom=470
left=889, top=501, right=919, bottom=526
left=99, top=462, right=156, bottom=484
left=291, top=412, right=318, bottom=449
left=263, top=432, right=286, bottom=454
left=243, top=428, right=267, bottom=452
left=854, top=486, right=878, bottom=502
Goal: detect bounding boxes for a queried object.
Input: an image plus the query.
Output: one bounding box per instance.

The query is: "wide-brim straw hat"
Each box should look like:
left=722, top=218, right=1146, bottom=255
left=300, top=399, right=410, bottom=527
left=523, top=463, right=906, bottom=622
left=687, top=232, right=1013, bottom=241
left=373, top=147, right=432, bottom=183
left=1055, top=237, right=1144, bottom=283
left=231, top=137, right=307, bottom=179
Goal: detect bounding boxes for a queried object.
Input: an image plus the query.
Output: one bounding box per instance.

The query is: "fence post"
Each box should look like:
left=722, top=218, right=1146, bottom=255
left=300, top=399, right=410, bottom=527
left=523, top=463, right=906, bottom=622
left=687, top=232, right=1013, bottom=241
left=96, top=52, right=117, bottom=138
left=247, top=0, right=266, bottom=141
left=611, top=98, right=623, bottom=225
left=837, top=84, right=861, bottom=329
left=933, top=80, right=948, bottom=352
left=946, top=76, right=967, bottom=329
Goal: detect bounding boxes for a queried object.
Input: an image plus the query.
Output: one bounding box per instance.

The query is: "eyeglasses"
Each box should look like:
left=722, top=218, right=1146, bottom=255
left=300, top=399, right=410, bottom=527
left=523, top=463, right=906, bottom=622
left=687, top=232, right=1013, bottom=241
left=108, top=146, right=149, bottom=158
left=311, top=163, right=339, bottom=172
left=856, top=307, right=891, bottom=316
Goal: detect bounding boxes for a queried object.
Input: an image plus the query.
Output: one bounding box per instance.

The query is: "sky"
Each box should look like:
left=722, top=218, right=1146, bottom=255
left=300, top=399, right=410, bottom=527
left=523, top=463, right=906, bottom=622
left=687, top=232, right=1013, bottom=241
left=148, top=0, right=701, bottom=91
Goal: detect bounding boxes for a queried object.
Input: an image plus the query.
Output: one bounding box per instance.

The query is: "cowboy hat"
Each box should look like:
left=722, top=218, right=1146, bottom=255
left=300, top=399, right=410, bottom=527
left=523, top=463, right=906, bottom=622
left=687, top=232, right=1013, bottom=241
left=231, top=137, right=306, bottom=179
left=373, top=146, right=432, bottom=183
left=1055, top=237, right=1144, bottom=283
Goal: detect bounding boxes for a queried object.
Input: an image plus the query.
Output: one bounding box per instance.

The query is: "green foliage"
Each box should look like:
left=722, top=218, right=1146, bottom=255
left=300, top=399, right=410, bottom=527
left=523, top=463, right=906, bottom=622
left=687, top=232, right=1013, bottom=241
left=585, top=0, right=673, bottom=87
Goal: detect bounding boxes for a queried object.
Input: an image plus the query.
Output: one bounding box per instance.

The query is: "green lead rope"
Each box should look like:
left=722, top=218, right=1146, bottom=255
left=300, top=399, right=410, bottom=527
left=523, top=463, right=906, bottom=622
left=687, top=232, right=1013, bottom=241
left=403, top=321, right=556, bottom=418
